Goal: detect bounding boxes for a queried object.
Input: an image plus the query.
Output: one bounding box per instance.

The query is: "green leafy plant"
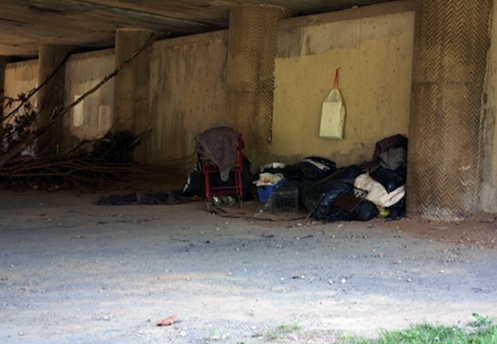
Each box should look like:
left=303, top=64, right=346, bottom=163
left=468, top=313, right=497, bottom=328
left=265, top=323, right=301, bottom=341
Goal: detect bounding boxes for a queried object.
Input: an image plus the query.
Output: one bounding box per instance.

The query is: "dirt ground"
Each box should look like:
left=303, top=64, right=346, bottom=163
left=1, top=185, right=497, bottom=344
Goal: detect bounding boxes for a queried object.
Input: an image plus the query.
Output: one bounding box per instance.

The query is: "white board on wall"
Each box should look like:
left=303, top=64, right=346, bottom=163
left=319, top=88, right=345, bottom=140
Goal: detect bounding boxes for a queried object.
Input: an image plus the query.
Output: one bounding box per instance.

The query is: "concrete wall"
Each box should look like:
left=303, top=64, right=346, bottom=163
left=2, top=31, right=229, bottom=171
left=271, top=1, right=415, bottom=168
left=63, top=49, right=115, bottom=151
left=148, top=30, right=229, bottom=168
left=2, top=59, right=38, bottom=157
left=3, top=59, right=38, bottom=117
left=2, top=3, right=416, bottom=169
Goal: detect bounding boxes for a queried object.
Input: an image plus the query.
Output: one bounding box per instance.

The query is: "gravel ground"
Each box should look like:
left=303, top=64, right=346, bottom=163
left=1, top=190, right=497, bottom=343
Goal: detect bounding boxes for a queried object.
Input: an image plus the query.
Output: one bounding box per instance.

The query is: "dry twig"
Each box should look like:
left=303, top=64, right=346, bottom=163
left=0, top=33, right=158, bottom=167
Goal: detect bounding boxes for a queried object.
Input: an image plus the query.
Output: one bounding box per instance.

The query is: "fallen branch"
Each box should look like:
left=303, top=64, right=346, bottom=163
left=1, top=51, right=71, bottom=124
left=0, top=32, right=158, bottom=167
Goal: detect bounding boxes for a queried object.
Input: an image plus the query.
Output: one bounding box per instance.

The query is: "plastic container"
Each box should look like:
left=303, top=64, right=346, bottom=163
left=273, top=186, right=299, bottom=213
left=257, top=179, right=286, bottom=203
left=257, top=185, right=275, bottom=203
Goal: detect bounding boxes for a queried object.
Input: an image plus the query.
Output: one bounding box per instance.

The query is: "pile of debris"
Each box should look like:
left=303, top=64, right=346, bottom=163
left=183, top=133, right=408, bottom=222
left=257, top=134, right=408, bottom=222
left=0, top=128, right=139, bottom=191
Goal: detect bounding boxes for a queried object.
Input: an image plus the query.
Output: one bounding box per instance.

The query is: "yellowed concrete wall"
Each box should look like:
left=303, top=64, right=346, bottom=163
left=63, top=49, right=115, bottom=151
left=3, top=32, right=228, bottom=170
left=3, top=2, right=415, bottom=173
left=3, top=59, right=38, bottom=117
left=4, top=51, right=115, bottom=155
left=271, top=1, right=415, bottom=168
left=148, top=31, right=229, bottom=168
left=3, top=59, right=38, bottom=157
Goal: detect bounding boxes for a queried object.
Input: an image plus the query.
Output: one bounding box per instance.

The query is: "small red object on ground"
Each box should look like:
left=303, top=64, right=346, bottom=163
left=156, top=315, right=178, bottom=327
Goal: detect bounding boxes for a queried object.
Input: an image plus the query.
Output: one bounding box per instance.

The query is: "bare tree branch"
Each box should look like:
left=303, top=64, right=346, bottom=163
left=1, top=51, right=72, bottom=124
left=0, top=33, right=158, bottom=166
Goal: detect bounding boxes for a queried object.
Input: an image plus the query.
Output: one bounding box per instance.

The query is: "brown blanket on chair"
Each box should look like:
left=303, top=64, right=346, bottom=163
left=195, top=127, right=240, bottom=182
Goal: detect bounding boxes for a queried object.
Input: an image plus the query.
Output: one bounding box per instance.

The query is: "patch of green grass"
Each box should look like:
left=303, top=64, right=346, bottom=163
left=468, top=313, right=497, bottom=329
left=340, top=314, right=497, bottom=344
left=208, top=326, right=229, bottom=341
left=265, top=323, right=301, bottom=341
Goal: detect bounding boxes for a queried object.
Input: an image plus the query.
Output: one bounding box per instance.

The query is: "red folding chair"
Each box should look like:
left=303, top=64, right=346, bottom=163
left=197, top=130, right=244, bottom=209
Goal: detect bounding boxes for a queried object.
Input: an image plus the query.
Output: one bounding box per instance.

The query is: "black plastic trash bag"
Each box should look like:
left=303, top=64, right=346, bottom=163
left=260, top=165, right=303, bottom=182
left=342, top=200, right=379, bottom=222
left=295, top=156, right=337, bottom=182
left=385, top=196, right=406, bottom=220
left=361, top=134, right=408, bottom=170
left=324, top=199, right=379, bottom=222
left=370, top=167, right=406, bottom=193
left=302, top=165, right=364, bottom=220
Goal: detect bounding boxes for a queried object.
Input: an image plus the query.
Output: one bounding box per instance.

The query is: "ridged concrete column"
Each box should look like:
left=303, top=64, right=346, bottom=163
left=0, top=56, right=7, bottom=146
left=0, top=57, right=6, bottom=108
left=36, top=45, right=75, bottom=158
left=407, top=0, right=492, bottom=220
left=0, top=56, right=6, bottom=96
left=226, top=4, right=294, bottom=172
left=114, top=28, right=156, bottom=162
left=481, top=1, right=497, bottom=212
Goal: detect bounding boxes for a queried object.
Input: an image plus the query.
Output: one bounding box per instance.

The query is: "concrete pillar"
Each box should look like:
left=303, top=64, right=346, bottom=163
left=114, top=28, right=157, bottom=162
left=406, top=0, right=493, bottom=220
left=36, top=45, right=75, bottom=158
left=481, top=1, right=497, bottom=212
left=0, top=56, right=6, bottom=95
left=0, top=56, right=7, bottom=145
left=226, top=4, right=294, bottom=172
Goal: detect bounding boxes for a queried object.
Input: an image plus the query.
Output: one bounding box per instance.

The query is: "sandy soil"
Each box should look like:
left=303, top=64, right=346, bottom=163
left=1, top=189, right=497, bottom=344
